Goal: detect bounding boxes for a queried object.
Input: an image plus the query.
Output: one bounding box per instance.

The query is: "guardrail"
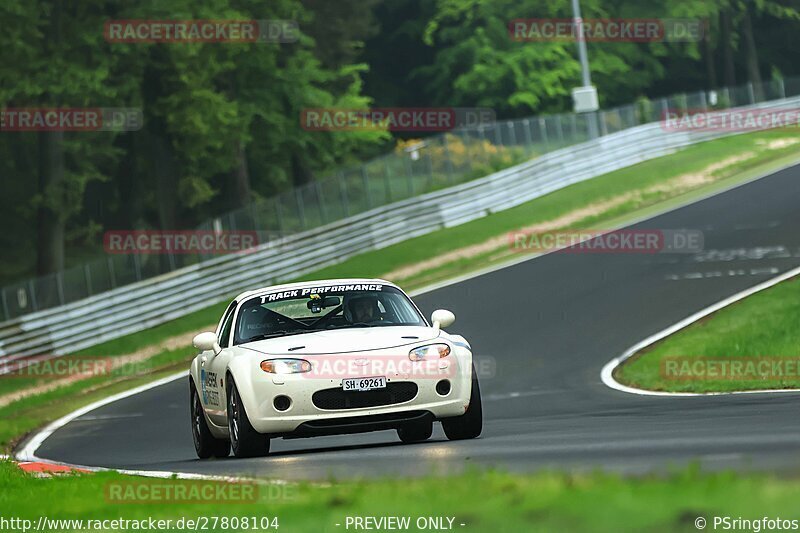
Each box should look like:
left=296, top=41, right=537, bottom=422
left=1, top=95, right=798, bottom=365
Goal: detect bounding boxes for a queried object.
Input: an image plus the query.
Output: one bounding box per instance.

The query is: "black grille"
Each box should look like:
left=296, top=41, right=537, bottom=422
left=312, top=382, right=418, bottom=410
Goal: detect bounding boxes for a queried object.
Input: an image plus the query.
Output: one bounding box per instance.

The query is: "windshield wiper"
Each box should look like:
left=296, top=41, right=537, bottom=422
left=325, top=323, right=378, bottom=330
left=243, top=330, right=307, bottom=342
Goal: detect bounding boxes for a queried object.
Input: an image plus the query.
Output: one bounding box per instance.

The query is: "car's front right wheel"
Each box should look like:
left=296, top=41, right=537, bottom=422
left=441, top=364, right=483, bottom=440
left=227, top=376, right=270, bottom=458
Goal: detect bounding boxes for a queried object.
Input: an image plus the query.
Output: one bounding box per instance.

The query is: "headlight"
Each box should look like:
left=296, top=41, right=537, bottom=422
left=408, top=343, right=451, bottom=361
left=260, top=359, right=312, bottom=374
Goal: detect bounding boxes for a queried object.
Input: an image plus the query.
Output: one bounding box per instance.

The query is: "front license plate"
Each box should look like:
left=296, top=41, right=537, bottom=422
left=342, top=376, right=387, bottom=391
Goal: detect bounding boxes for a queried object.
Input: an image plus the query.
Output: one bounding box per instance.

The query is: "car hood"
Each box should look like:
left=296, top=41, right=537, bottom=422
left=239, top=326, right=440, bottom=355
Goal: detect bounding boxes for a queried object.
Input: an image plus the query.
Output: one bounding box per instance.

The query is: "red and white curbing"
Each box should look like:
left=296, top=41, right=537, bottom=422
left=2, top=453, right=87, bottom=476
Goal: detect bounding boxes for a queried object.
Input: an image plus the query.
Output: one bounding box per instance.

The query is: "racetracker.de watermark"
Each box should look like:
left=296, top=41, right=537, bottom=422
left=0, top=355, right=145, bottom=379
left=293, top=353, right=461, bottom=380
left=662, top=108, right=800, bottom=132
left=104, top=230, right=259, bottom=255
left=508, top=229, right=704, bottom=254
left=661, top=357, right=800, bottom=381
left=104, top=480, right=291, bottom=504
left=509, top=18, right=704, bottom=42
left=104, top=19, right=298, bottom=43
left=300, top=107, right=496, bottom=132
left=0, top=108, right=142, bottom=131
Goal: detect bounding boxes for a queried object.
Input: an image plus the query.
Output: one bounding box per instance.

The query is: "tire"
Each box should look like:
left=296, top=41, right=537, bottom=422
left=227, top=376, right=270, bottom=458
left=190, top=380, right=230, bottom=459
left=441, top=364, right=483, bottom=440
left=397, top=418, right=433, bottom=443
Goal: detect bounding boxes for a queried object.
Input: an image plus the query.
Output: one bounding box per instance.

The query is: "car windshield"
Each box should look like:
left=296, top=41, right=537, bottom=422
left=233, top=283, right=425, bottom=345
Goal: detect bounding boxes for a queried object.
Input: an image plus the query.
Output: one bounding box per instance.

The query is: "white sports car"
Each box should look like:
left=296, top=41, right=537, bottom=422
left=189, top=278, right=482, bottom=458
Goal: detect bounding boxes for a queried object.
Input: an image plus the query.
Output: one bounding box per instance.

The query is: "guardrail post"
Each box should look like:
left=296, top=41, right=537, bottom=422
left=442, top=135, right=455, bottom=182
left=107, top=256, right=117, bottom=289
left=274, top=197, right=285, bottom=233
left=477, top=128, right=489, bottom=163
left=295, top=188, right=307, bottom=228
left=522, top=119, right=533, bottom=150
left=133, top=253, right=142, bottom=281
left=556, top=116, right=564, bottom=145
left=84, top=264, right=93, bottom=295
left=56, top=272, right=65, bottom=304
left=28, top=280, right=38, bottom=311
left=457, top=130, right=474, bottom=172
left=361, top=166, right=372, bottom=209
left=338, top=172, right=350, bottom=217
left=0, top=288, right=8, bottom=322
left=424, top=147, right=434, bottom=191
left=314, top=181, right=328, bottom=223
left=538, top=118, right=549, bottom=151
left=382, top=158, right=393, bottom=202
left=403, top=156, right=414, bottom=197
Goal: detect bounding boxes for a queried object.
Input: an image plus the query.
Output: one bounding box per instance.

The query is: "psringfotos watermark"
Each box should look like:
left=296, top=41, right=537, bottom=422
left=0, top=108, right=142, bottom=131
left=104, top=480, right=295, bottom=504
left=104, top=19, right=299, bottom=43
left=508, top=229, right=704, bottom=254
left=300, top=107, right=496, bottom=132
left=661, top=356, right=800, bottom=381
left=509, top=18, right=704, bottom=42
left=662, top=108, right=800, bottom=132
left=706, top=516, right=800, bottom=531
left=104, top=230, right=259, bottom=255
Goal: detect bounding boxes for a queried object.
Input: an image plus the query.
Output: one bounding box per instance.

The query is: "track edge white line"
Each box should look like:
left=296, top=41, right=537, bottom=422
left=601, top=264, right=800, bottom=397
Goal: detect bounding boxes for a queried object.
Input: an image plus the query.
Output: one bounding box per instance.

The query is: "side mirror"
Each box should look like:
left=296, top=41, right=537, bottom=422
left=193, top=332, right=221, bottom=355
left=431, top=309, right=455, bottom=329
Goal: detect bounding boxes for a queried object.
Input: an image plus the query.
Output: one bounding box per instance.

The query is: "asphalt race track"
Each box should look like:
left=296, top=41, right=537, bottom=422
left=32, top=163, right=800, bottom=480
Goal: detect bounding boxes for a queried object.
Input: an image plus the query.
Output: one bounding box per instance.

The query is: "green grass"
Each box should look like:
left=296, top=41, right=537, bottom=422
left=2, top=129, right=800, bottom=451
left=4, top=461, right=800, bottom=532
left=615, top=276, right=800, bottom=393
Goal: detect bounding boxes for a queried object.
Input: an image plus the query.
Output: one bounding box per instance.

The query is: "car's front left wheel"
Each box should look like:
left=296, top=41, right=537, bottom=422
left=190, top=380, right=230, bottom=459
left=227, top=376, right=270, bottom=458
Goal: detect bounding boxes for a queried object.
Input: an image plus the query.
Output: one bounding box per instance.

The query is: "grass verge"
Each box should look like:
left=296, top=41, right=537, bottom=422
left=2, top=129, right=800, bottom=452
left=4, top=460, right=800, bottom=532
left=614, top=275, right=800, bottom=393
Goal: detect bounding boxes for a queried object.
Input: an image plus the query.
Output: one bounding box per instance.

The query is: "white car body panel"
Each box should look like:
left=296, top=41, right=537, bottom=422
left=189, top=279, right=473, bottom=438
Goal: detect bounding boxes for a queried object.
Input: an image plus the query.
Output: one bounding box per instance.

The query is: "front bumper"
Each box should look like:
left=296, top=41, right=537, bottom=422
left=245, top=371, right=471, bottom=435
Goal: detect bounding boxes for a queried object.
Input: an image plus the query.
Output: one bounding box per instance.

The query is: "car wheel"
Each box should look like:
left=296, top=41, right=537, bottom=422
left=227, top=377, right=270, bottom=458
left=441, top=364, right=483, bottom=440
left=190, top=380, right=230, bottom=459
left=397, top=418, right=433, bottom=443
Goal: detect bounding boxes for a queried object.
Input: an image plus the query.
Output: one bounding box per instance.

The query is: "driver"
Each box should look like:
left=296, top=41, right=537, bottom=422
left=347, top=295, right=381, bottom=324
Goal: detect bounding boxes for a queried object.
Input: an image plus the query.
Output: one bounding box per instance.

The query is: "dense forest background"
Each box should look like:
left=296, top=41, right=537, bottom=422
left=1, top=0, right=798, bottom=285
